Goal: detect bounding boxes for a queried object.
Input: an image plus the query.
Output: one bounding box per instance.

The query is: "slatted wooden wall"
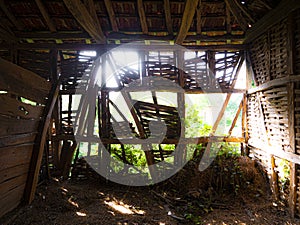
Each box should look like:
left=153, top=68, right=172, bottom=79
left=0, top=58, right=51, bottom=217
left=247, top=8, right=300, bottom=217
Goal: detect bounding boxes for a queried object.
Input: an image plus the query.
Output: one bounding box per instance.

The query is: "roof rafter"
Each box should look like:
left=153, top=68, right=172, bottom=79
left=63, top=0, right=106, bottom=44
left=137, top=0, right=148, bottom=34
left=175, top=0, right=199, bottom=45
left=0, top=21, right=17, bottom=42
left=34, top=0, right=56, bottom=32
left=233, top=0, right=255, bottom=24
left=104, top=0, right=119, bottom=32
left=163, top=0, right=173, bottom=35
left=196, top=0, right=202, bottom=34
left=225, top=0, right=249, bottom=31
left=245, top=0, right=300, bottom=43
left=0, top=0, right=23, bottom=31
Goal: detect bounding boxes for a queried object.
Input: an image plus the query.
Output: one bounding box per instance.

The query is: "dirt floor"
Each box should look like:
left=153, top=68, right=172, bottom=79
left=1, top=156, right=300, bottom=225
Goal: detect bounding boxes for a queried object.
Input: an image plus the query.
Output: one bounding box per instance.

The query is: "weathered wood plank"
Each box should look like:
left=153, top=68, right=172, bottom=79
left=225, top=0, right=248, bottom=31
left=0, top=184, right=25, bottom=218
left=34, top=0, right=56, bottom=32
left=0, top=94, right=44, bottom=119
left=0, top=115, right=39, bottom=137
left=104, top=0, right=118, bottom=32
left=0, top=133, right=36, bottom=148
left=63, top=0, right=106, bottom=44
left=0, top=0, right=24, bottom=31
left=175, top=0, right=200, bottom=44
left=0, top=174, right=27, bottom=200
left=0, top=58, right=51, bottom=103
left=24, top=78, right=60, bottom=203
left=0, top=163, right=29, bottom=184
left=245, top=0, right=300, bottom=43
left=164, top=0, right=173, bottom=35
left=248, top=141, right=300, bottom=165
left=137, top=0, right=148, bottom=34
left=0, top=144, right=33, bottom=171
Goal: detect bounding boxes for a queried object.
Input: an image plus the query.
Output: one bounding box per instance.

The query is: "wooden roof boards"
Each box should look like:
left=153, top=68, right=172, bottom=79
left=0, top=0, right=283, bottom=48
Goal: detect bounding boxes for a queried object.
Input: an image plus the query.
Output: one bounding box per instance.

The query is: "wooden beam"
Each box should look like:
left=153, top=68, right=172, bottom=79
left=287, top=11, right=297, bottom=216
left=24, top=78, right=61, bottom=203
left=63, top=0, right=106, bottom=44
left=212, top=94, right=231, bottom=134
left=15, top=31, right=244, bottom=43
left=247, top=76, right=300, bottom=94
left=226, top=2, right=232, bottom=34
left=287, top=82, right=297, bottom=217
left=245, top=0, right=300, bottom=43
left=175, top=0, right=199, bottom=44
left=225, top=0, right=249, bottom=31
left=34, top=0, right=56, bottom=32
left=53, top=134, right=245, bottom=144
left=249, top=142, right=300, bottom=166
left=233, top=0, right=254, bottom=23
left=0, top=0, right=24, bottom=31
left=104, top=0, right=119, bottom=32
left=196, top=0, right=202, bottom=34
left=228, top=99, right=243, bottom=136
left=164, top=0, right=173, bottom=35
left=0, top=42, right=247, bottom=51
left=137, top=0, right=148, bottom=34
left=0, top=25, right=17, bottom=42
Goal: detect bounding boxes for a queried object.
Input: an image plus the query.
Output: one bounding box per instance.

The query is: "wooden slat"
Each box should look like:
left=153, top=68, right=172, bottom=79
left=0, top=115, right=39, bottom=137
left=104, top=0, right=118, bottom=32
left=0, top=184, right=25, bottom=217
left=0, top=144, right=33, bottom=171
left=34, top=0, right=56, bottom=32
left=248, top=142, right=300, bottom=165
left=0, top=58, right=51, bottom=103
left=0, top=95, right=44, bottom=119
left=225, top=0, right=248, bottom=31
left=0, top=22, right=17, bottom=42
left=247, top=75, right=300, bottom=94
left=233, top=0, right=254, bottom=23
left=0, top=133, right=36, bottom=148
left=196, top=0, right=202, bottom=34
left=0, top=0, right=24, bottom=31
left=0, top=174, right=27, bottom=200
left=163, top=0, right=173, bottom=35
left=245, top=0, right=300, bottom=43
left=137, top=0, right=148, bottom=34
left=24, top=78, right=60, bottom=203
left=63, top=0, right=106, bottom=44
left=0, top=164, right=29, bottom=184
left=175, top=0, right=200, bottom=44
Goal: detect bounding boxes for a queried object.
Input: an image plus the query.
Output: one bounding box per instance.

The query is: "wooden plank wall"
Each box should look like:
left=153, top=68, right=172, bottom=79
left=0, top=58, right=51, bottom=217
left=247, top=8, right=300, bottom=216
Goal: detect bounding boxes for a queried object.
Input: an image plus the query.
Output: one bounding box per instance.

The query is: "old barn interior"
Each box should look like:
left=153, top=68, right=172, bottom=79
left=1, top=0, right=300, bottom=224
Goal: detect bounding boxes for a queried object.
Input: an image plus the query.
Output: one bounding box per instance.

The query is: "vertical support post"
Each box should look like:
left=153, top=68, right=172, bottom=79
left=175, top=49, right=186, bottom=166
left=270, top=155, right=279, bottom=200
left=287, top=11, right=297, bottom=217
left=51, top=49, right=61, bottom=169
left=207, top=51, right=216, bottom=88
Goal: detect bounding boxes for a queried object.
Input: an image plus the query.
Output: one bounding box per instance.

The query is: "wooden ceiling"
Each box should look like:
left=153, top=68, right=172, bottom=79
left=0, top=0, right=284, bottom=48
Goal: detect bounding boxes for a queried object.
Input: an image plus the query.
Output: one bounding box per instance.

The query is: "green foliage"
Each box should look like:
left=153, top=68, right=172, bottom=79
left=277, top=159, right=290, bottom=193
left=217, top=142, right=241, bottom=157
left=110, top=144, right=147, bottom=168
left=185, top=103, right=212, bottom=138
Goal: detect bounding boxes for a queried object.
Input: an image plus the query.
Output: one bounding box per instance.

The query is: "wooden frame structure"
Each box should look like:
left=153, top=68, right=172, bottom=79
left=1, top=0, right=300, bottom=219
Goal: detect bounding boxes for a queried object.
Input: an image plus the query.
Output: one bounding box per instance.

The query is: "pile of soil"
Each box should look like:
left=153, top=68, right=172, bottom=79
left=1, top=156, right=299, bottom=225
